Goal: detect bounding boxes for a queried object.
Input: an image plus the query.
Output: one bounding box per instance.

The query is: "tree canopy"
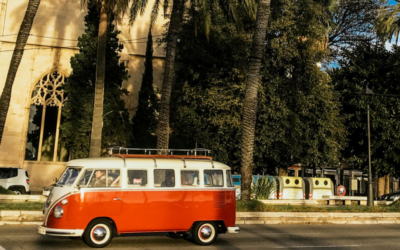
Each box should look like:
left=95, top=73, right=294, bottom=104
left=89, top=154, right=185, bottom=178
left=131, top=30, right=159, bottom=148
left=329, top=42, right=400, bottom=176
left=169, top=0, right=346, bottom=174
left=61, top=5, right=131, bottom=158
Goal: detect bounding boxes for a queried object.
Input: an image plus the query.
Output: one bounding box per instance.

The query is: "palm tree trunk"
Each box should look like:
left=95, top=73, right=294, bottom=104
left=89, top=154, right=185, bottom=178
left=0, top=0, right=41, bottom=145
left=240, top=0, right=271, bottom=201
left=156, top=0, right=185, bottom=152
left=89, top=0, right=107, bottom=157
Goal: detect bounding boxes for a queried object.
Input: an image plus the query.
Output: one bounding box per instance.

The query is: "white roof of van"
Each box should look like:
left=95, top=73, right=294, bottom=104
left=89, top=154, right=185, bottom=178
left=66, top=157, right=231, bottom=170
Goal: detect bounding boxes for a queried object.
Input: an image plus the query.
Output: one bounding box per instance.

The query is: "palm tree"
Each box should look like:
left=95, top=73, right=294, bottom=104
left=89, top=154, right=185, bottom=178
left=154, top=0, right=185, bottom=151
left=0, top=0, right=41, bottom=145
left=376, top=1, right=400, bottom=43
left=240, top=0, right=271, bottom=201
left=82, top=0, right=130, bottom=157
left=130, top=0, right=251, bottom=152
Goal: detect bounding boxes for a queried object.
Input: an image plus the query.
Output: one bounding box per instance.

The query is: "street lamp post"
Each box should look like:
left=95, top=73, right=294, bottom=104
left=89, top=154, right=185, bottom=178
left=365, top=86, right=374, bottom=207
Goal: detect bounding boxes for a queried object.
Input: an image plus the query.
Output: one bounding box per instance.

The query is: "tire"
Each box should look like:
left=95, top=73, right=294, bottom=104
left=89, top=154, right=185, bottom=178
left=192, top=222, right=218, bottom=246
left=168, top=232, right=189, bottom=239
left=9, top=187, right=25, bottom=195
left=83, top=219, right=113, bottom=248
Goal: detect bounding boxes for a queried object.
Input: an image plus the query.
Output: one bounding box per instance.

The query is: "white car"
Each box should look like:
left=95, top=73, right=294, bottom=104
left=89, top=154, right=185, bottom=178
left=0, top=168, right=30, bottom=194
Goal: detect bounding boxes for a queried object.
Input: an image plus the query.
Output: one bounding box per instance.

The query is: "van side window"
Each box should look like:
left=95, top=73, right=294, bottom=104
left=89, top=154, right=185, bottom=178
left=78, top=170, right=94, bottom=187
left=226, top=170, right=234, bottom=187
left=87, top=169, right=120, bottom=188
left=204, top=170, right=224, bottom=187
left=154, top=169, right=175, bottom=187
left=128, top=170, right=148, bottom=187
left=180, top=170, right=200, bottom=186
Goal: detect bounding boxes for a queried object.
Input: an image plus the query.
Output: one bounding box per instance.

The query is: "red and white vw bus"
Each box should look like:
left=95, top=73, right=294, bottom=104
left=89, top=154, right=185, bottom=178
left=38, top=148, right=239, bottom=248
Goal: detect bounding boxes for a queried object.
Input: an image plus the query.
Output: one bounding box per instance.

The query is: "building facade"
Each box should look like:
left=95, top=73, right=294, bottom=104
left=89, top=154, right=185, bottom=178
left=0, top=0, right=166, bottom=191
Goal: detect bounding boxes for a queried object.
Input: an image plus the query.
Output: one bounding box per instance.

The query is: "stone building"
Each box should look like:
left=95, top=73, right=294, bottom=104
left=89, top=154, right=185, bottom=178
left=0, top=0, right=167, bottom=191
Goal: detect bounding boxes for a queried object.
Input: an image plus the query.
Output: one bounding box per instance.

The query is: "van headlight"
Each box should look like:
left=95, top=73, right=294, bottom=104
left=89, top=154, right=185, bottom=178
left=54, top=206, right=64, bottom=218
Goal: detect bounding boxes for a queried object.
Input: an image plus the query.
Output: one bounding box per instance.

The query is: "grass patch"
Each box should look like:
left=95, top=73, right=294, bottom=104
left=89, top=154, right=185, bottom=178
left=0, top=202, right=44, bottom=211
left=236, top=200, right=400, bottom=212
left=0, top=186, right=14, bottom=195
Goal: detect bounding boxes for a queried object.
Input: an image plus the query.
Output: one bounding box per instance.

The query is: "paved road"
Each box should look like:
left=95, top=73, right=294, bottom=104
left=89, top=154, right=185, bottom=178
left=0, top=224, right=399, bottom=249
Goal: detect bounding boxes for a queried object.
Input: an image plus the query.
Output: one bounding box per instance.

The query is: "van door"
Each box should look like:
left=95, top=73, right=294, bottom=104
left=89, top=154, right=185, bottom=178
left=79, top=169, right=122, bottom=216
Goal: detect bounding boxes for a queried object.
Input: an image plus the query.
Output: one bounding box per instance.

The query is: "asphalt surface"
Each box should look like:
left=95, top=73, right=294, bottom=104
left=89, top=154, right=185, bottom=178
left=0, top=224, right=399, bottom=249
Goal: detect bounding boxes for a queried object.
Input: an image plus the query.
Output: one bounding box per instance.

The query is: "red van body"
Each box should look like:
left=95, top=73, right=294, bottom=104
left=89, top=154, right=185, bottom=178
left=39, top=151, right=239, bottom=248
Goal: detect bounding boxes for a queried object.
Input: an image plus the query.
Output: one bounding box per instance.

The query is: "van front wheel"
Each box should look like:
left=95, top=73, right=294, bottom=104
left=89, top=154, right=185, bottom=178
left=83, top=219, right=113, bottom=248
left=192, top=222, right=218, bottom=246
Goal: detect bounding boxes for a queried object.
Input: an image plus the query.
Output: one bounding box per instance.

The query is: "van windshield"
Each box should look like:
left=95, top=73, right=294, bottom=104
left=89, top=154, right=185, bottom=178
left=58, top=167, right=82, bottom=186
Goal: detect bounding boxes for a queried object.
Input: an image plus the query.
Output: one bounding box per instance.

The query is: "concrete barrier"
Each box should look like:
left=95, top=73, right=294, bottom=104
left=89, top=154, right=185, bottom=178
left=2, top=210, right=400, bottom=225
left=259, top=199, right=326, bottom=206
left=0, top=195, right=46, bottom=203
left=236, top=212, right=400, bottom=225
left=0, top=210, right=44, bottom=225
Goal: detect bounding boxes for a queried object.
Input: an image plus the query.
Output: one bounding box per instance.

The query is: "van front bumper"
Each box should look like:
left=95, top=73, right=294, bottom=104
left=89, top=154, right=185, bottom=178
left=38, top=225, right=84, bottom=237
left=227, top=226, right=240, bottom=233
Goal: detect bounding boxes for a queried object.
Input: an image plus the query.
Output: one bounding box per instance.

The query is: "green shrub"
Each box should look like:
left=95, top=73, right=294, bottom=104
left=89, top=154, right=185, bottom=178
left=0, top=202, right=44, bottom=210
left=0, top=186, right=13, bottom=195
left=389, top=200, right=400, bottom=209
left=236, top=200, right=267, bottom=212
left=251, top=175, right=275, bottom=200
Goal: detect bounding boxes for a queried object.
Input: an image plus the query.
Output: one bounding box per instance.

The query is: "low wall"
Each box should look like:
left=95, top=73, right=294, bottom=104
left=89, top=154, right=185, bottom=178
left=0, top=210, right=44, bottom=225
left=236, top=212, right=400, bottom=225
left=2, top=211, right=400, bottom=225
left=0, top=195, right=46, bottom=203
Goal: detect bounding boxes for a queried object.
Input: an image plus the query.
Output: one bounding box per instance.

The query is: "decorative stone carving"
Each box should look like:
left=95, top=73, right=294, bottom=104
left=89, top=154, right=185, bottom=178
left=30, top=71, right=66, bottom=107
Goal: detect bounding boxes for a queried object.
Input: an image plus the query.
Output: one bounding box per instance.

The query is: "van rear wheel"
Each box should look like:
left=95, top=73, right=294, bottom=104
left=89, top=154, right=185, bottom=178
left=192, top=222, right=218, bottom=246
left=83, top=219, right=113, bottom=248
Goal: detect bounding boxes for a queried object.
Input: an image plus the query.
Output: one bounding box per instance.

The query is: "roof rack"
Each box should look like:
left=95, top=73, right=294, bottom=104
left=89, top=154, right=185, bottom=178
left=108, top=147, right=212, bottom=160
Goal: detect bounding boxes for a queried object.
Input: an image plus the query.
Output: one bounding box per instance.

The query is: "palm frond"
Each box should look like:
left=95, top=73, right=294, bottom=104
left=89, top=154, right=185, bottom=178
left=150, top=0, right=163, bottom=28
left=376, top=2, right=400, bottom=42
left=129, top=0, right=145, bottom=24
left=239, top=0, right=256, bottom=21
left=164, top=0, right=170, bottom=17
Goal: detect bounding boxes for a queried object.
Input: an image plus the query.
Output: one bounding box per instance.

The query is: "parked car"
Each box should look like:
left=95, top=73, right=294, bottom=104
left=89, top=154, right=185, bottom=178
left=378, top=191, right=400, bottom=201
left=0, top=167, right=30, bottom=194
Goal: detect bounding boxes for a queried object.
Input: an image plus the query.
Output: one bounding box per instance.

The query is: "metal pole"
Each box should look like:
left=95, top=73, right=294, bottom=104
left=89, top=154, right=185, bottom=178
left=367, top=104, right=374, bottom=206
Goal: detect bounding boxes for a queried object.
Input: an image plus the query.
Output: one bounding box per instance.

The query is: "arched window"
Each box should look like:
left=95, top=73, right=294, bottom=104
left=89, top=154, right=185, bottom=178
left=25, top=71, right=68, bottom=162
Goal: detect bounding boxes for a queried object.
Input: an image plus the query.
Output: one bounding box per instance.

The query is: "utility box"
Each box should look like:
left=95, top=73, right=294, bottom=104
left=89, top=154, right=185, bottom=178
left=351, top=179, right=358, bottom=191
left=304, top=178, right=334, bottom=199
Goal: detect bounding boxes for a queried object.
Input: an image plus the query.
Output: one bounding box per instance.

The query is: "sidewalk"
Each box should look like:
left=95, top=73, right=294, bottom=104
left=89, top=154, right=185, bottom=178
left=2, top=211, right=400, bottom=225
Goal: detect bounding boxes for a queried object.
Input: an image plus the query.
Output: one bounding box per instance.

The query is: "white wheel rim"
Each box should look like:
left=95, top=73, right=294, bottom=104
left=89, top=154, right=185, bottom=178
left=197, top=223, right=215, bottom=243
left=90, top=223, right=111, bottom=245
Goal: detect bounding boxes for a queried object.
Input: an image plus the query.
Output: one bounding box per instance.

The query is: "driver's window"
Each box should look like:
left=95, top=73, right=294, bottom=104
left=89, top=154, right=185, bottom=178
left=78, top=170, right=93, bottom=187
left=82, top=169, right=121, bottom=188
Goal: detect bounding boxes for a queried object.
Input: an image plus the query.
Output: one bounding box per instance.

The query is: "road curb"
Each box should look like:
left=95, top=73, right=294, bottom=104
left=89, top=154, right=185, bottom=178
left=236, top=212, right=400, bottom=225
left=2, top=211, right=400, bottom=225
